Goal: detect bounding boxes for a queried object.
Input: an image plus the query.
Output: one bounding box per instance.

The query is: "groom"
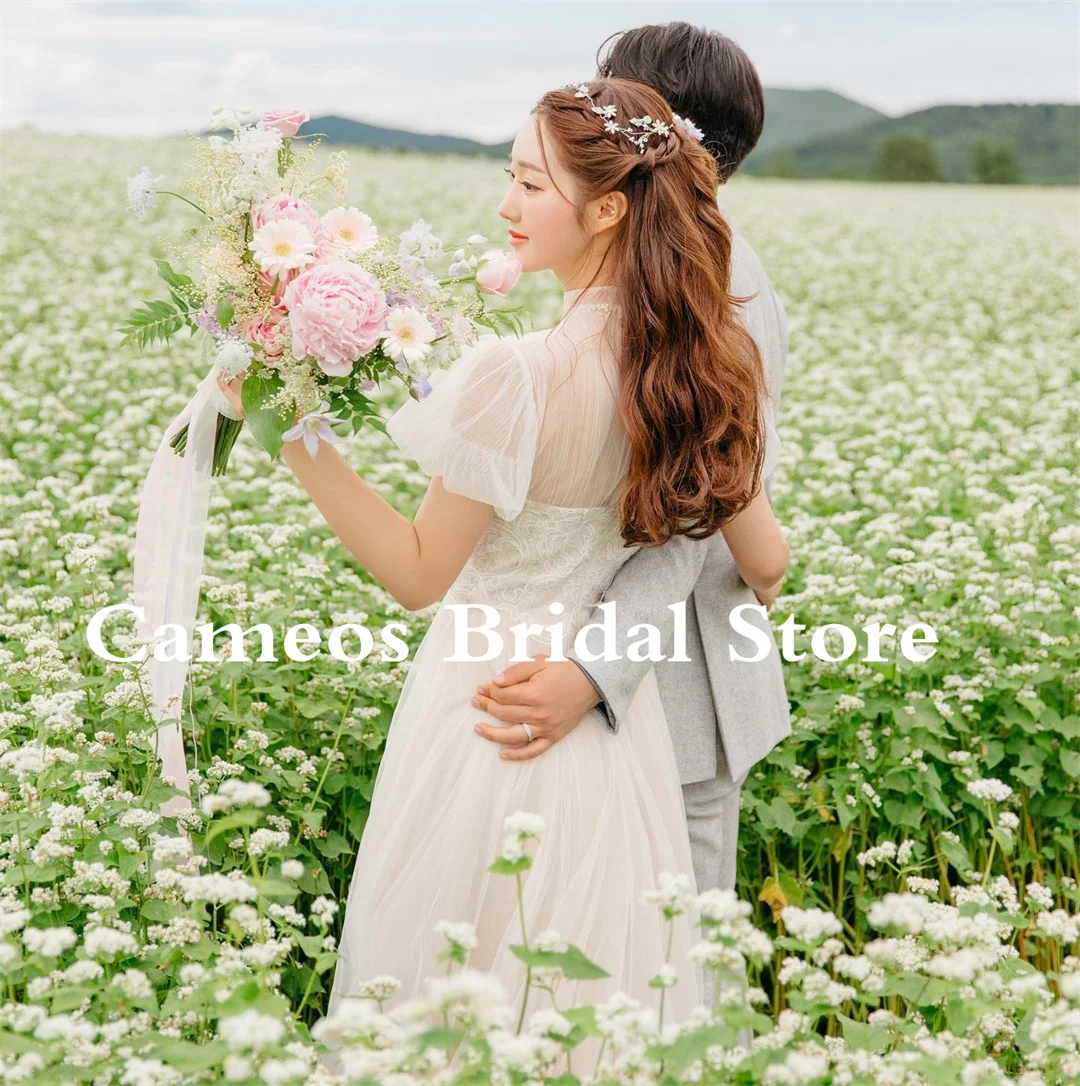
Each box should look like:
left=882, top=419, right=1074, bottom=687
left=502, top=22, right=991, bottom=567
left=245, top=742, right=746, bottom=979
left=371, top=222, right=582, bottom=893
left=472, top=22, right=791, bottom=912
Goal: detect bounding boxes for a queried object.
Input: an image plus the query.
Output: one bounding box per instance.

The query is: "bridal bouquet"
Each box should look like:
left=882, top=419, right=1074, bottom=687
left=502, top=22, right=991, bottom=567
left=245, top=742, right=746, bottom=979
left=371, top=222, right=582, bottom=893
left=121, top=106, right=523, bottom=475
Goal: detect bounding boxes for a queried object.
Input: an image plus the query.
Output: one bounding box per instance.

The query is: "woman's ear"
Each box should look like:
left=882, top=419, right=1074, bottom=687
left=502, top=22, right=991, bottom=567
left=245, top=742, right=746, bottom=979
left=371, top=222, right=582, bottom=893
left=592, top=190, right=628, bottom=236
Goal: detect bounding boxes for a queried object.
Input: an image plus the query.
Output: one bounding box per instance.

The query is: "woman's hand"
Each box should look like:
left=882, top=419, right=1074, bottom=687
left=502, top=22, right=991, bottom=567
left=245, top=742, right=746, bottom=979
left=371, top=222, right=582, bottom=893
left=215, top=368, right=247, bottom=420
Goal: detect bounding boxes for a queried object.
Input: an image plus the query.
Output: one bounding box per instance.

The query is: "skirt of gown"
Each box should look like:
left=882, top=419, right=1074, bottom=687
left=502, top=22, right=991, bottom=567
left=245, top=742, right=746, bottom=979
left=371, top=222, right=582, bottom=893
left=325, top=603, right=704, bottom=1069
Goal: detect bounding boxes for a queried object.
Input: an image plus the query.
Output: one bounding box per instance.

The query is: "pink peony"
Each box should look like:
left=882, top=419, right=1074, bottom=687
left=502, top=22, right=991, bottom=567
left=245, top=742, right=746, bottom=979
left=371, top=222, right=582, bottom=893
left=246, top=307, right=288, bottom=360
left=475, top=250, right=522, bottom=296
left=259, top=109, right=309, bottom=137
left=253, top=194, right=321, bottom=238
left=283, top=262, right=388, bottom=376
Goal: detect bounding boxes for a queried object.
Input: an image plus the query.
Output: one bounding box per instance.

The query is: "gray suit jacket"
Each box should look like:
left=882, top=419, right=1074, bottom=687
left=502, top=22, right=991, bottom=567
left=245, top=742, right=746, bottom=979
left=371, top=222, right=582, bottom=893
left=567, top=217, right=791, bottom=786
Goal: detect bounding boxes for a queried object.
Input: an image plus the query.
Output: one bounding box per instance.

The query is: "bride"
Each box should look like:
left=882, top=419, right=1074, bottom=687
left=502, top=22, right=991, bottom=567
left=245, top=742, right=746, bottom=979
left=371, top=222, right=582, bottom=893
left=218, top=78, right=786, bottom=1034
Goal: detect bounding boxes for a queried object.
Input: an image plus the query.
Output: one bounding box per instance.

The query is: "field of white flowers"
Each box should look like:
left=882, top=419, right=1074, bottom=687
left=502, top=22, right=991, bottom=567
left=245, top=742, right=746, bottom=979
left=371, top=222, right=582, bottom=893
left=0, top=130, right=1078, bottom=1085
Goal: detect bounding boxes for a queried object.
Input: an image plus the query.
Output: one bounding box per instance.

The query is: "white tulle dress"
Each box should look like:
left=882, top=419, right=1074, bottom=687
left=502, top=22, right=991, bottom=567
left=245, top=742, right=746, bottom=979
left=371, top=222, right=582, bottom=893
left=326, top=284, right=703, bottom=1053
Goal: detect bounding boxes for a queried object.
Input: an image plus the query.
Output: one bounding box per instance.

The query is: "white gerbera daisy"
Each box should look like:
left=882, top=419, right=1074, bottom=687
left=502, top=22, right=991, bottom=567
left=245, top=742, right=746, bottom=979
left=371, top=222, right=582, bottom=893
left=319, top=207, right=378, bottom=255
left=382, top=308, right=437, bottom=366
left=248, top=220, right=317, bottom=278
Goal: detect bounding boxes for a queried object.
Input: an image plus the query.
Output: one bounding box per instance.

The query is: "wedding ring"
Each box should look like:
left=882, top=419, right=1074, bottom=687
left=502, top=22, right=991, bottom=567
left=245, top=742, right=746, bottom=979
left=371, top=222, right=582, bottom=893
left=521, top=722, right=534, bottom=742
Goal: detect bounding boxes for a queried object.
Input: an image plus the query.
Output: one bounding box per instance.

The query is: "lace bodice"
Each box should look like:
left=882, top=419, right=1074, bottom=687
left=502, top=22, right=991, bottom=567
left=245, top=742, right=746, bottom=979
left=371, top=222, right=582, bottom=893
left=442, top=498, right=639, bottom=644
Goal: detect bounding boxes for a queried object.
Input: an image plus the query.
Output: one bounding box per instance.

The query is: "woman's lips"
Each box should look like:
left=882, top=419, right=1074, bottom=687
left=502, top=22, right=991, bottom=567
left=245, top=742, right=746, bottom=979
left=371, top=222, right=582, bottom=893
left=508, top=230, right=529, bottom=246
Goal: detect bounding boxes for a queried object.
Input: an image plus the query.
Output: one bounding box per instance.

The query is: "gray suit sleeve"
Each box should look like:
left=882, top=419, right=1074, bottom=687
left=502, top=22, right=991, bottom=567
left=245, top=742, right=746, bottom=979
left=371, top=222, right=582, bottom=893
left=566, top=532, right=709, bottom=734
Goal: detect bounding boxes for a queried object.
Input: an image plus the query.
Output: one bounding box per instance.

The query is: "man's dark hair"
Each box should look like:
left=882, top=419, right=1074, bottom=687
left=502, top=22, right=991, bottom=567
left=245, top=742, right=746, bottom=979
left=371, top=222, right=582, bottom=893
left=596, top=21, right=764, bottom=182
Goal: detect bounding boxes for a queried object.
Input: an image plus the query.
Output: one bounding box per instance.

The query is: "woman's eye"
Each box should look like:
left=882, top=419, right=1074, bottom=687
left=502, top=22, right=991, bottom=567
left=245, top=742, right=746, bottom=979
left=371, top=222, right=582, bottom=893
left=502, top=167, right=537, bottom=193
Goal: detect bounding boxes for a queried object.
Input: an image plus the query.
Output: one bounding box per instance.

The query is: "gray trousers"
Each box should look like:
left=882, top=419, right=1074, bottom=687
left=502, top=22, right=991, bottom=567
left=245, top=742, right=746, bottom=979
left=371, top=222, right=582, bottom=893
left=680, top=730, right=750, bottom=1032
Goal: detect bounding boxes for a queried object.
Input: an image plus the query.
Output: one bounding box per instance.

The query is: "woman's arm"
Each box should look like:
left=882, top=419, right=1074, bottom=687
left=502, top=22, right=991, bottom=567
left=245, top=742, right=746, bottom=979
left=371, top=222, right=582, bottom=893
left=720, top=487, right=789, bottom=594
left=217, top=370, right=493, bottom=611
left=280, top=440, right=493, bottom=611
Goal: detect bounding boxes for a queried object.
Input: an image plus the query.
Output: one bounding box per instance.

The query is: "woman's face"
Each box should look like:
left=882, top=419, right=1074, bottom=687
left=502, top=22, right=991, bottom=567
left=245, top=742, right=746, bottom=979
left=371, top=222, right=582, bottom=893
left=498, top=115, right=617, bottom=286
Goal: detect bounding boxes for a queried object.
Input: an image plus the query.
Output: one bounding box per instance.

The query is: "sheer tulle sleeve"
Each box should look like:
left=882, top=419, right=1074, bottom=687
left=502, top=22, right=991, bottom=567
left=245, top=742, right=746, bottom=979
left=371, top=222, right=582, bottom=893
left=386, top=335, right=540, bottom=520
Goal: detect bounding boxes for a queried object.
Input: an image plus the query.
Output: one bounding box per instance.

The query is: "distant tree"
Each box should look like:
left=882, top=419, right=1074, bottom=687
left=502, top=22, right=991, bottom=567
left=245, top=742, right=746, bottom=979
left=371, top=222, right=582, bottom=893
left=971, top=137, right=1021, bottom=183
left=872, top=131, right=943, bottom=182
left=763, top=149, right=799, bottom=178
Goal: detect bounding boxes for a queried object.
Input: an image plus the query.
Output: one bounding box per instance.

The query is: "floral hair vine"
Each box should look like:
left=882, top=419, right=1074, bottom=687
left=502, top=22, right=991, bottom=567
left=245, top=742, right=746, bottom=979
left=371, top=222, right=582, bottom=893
left=570, top=83, right=704, bottom=154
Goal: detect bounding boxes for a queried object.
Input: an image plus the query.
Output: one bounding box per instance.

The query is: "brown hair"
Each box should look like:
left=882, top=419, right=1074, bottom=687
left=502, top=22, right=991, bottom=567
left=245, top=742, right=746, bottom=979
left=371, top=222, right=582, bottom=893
left=596, top=22, right=766, bottom=182
left=532, top=78, right=767, bottom=547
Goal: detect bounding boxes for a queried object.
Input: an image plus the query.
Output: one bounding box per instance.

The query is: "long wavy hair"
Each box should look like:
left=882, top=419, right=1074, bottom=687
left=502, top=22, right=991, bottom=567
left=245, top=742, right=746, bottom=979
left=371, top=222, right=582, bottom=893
left=532, top=78, right=767, bottom=547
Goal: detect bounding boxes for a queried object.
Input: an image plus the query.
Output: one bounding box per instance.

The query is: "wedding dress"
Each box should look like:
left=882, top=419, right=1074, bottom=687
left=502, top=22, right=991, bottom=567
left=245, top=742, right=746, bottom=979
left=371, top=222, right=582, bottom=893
left=327, top=284, right=704, bottom=1056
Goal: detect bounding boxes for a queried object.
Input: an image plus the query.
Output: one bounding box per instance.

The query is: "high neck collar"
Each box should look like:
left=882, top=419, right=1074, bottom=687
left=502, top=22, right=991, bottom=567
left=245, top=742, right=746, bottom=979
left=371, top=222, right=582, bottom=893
left=561, top=283, right=618, bottom=317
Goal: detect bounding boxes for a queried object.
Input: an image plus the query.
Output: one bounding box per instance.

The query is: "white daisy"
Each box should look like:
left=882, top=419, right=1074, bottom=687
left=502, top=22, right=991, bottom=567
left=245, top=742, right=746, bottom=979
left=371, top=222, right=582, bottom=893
left=248, top=220, right=317, bottom=279
left=382, top=308, right=437, bottom=366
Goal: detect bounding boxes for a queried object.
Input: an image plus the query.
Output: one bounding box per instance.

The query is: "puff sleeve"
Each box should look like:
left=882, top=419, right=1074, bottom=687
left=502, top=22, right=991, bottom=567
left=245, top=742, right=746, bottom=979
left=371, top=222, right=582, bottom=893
left=386, top=335, right=540, bottom=521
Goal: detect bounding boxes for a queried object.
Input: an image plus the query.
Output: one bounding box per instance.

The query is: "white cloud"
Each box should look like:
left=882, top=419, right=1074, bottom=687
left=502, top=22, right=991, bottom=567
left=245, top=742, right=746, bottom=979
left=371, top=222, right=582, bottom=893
left=0, top=42, right=101, bottom=126
left=1, top=2, right=519, bottom=45
left=0, top=39, right=554, bottom=141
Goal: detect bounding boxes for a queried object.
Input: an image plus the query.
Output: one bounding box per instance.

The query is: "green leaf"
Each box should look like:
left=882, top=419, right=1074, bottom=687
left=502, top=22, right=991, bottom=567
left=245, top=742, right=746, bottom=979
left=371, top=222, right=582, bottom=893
left=140, top=898, right=178, bottom=922
left=1059, top=749, right=1080, bottom=778
left=883, top=797, right=925, bottom=829
left=204, top=806, right=263, bottom=846
left=242, top=371, right=290, bottom=459
left=510, top=942, right=610, bottom=980
left=488, top=856, right=531, bottom=876
left=155, top=259, right=195, bottom=291
left=838, top=1012, right=892, bottom=1052
left=216, top=298, right=235, bottom=331
left=119, top=299, right=188, bottom=349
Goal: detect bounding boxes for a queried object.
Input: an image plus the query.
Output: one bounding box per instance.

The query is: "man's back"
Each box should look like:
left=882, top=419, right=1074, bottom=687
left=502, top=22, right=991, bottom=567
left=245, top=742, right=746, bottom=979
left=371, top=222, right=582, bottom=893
left=725, top=212, right=787, bottom=480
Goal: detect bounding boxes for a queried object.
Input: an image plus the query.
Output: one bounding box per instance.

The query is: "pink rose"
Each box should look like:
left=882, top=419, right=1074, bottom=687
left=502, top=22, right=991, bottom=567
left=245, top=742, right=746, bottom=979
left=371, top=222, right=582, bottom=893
left=475, top=250, right=522, bottom=296
left=259, top=109, right=309, bottom=137
left=253, top=194, right=321, bottom=238
left=246, top=307, right=287, bottom=360
left=256, top=266, right=301, bottom=305
left=283, top=261, right=388, bottom=376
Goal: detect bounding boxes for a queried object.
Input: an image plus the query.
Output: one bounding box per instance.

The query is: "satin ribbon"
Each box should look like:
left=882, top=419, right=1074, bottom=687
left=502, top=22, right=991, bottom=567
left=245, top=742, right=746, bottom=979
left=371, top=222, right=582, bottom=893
left=132, top=357, right=244, bottom=818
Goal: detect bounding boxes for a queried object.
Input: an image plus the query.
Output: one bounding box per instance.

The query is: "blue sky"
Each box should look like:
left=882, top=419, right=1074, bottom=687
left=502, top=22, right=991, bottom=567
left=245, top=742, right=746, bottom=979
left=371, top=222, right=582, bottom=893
left=2, top=1, right=1077, bottom=139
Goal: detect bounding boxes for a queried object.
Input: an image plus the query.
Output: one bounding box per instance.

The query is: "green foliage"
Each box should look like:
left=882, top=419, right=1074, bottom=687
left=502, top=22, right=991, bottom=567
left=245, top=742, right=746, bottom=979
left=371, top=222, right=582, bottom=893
left=241, top=370, right=291, bottom=459
left=872, top=131, right=944, bottom=182
left=972, top=137, right=1022, bottom=184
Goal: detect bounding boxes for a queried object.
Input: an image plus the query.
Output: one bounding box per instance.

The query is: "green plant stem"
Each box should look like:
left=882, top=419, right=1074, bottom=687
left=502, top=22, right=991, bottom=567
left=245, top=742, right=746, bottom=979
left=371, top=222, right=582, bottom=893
left=514, top=869, right=532, bottom=1034
left=160, top=190, right=211, bottom=217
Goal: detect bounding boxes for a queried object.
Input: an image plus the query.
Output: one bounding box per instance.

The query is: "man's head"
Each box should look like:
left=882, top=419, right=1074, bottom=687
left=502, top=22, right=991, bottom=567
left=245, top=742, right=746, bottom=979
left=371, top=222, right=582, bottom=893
left=596, top=21, right=764, bottom=183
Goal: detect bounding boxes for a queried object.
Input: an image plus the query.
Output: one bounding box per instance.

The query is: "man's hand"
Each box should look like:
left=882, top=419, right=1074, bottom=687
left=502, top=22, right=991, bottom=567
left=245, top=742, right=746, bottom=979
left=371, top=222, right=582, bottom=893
left=471, top=655, right=602, bottom=762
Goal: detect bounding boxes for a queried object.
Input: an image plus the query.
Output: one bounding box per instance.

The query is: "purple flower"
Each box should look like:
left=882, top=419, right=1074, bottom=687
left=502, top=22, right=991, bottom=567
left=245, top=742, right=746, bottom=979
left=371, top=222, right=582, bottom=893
left=415, top=374, right=433, bottom=399
left=282, top=400, right=344, bottom=459
left=192, top=305, right=222, bottom=336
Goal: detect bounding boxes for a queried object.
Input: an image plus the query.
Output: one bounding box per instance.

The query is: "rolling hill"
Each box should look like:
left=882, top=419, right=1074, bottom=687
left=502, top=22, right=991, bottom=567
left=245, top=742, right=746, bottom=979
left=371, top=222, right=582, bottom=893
left=746, top=103, right=1079, bottom=184
left=751, top=88, right=886, bottom=158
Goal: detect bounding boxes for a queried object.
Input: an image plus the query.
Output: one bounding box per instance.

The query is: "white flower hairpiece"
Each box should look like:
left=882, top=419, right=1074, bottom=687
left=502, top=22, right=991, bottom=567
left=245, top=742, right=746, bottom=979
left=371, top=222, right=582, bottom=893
left=672, top=113, right=705, bottom=142
left=570, top=83, right=703, bottom=153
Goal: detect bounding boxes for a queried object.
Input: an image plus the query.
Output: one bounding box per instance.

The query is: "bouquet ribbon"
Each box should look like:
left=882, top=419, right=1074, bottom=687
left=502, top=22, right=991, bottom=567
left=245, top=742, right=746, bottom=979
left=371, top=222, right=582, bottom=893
left=132, top=364, right=243, bottom=817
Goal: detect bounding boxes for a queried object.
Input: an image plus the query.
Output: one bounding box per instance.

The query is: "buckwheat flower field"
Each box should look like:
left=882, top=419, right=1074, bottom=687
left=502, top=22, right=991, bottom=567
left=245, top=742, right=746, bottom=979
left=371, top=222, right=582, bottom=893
left=0, top=130, right=1077, bottom=1084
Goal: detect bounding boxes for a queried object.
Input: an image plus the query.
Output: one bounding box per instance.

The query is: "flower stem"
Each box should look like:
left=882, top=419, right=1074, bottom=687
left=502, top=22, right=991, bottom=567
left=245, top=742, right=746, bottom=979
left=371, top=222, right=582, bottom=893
left=514, top=869, right=532, bottom=1034
left=159, top=190, right=211, bottom=218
